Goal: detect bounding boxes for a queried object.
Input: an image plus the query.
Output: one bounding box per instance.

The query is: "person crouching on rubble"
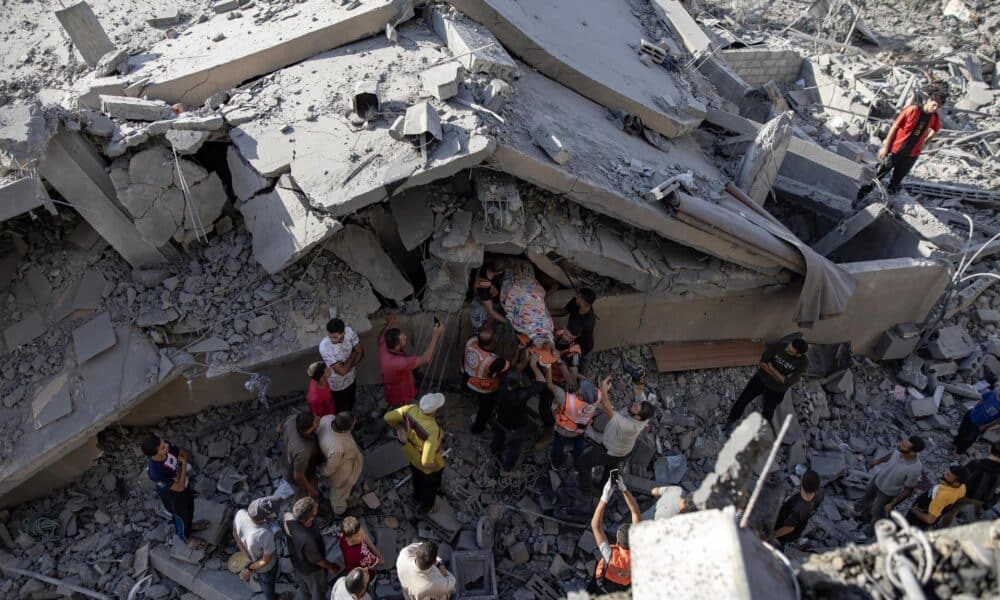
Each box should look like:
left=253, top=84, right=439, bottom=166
left=857, top=83, right=948, bottom=202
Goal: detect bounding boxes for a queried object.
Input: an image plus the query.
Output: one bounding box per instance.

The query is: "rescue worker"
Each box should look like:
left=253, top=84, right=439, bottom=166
left=550, top=328, right=584, bottom=391
left=588, top=475, right=640, bottom=594
left=384, top=393, right=447, bottom=515
left=463, top=329, right=509, bottom=434
left=546, top=364, right=610, bottom=472
left=471, top=255, right=507, bottom=332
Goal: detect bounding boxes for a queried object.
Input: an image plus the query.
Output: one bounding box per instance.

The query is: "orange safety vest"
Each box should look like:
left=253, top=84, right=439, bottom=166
left=554, top=391, right=596, bottom=433
left=550, top=343, right=582, bottom=384
left=595, top=545, right=631, bottom=586
left=464, top=338, right=500, bottom=393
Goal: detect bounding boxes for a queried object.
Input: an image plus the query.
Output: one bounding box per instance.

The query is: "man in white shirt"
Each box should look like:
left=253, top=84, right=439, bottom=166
left=331, top=567, right=373, bottom=600
left=232, top=496, right=278, bottom=600
left=396, top=541, right=456, bottom=600
left=319, top=318, right=364, bottom=414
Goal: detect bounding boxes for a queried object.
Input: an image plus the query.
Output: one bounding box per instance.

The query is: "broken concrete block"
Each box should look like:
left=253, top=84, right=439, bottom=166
left=211, top=0, right=240, bottom=13
left=247, top=315, right=277, bottom=335
left=441, top=210, right=473, bottom=248
left=95, top=48, right=129, bottom=77
left=530, top=125, right=569, bottom=164
left=137, top=308, right=179, bottom=327
left=362, top=442, right=409, bottom=479
left=0, top=102, right=57, bottom=176
left=32, top=372, right=76, bottom=430
left=976, top=309, right=1000, bottom=324
left=692, top=413, right=773, bottom=511
left=147, top=10, right=182, bottom=27
left=240, top=186, right=342, bottom=274
left=482, top=78, right=512, bottom=111
left=389, top=190, right=435, bottom=250
left=188, top=337, right=230, bottom=353
left=426, top=5, right=517, bottom=79
left=928, top=325, right=977, bottom=361
left=0, top=175, right=49, bottom=221
left=171, top=115, right=225, bottom=131
left=327, top=225, right=414, bottom=302
left=734, top=111, right=793, bottom=205
left=165, top=129, right=210, bottom=154
left=907, top=395, right=938, bottom=418
left=809, top=450, right=847, bottom=482
left=402, top=101, right=443, bottom=140
left=508, top=541, right=529, bottom=565
left=421, top=63, right=462, bottom=100
left=54, top=1, right=116, bottom=67
left=101, top=95, right=175, bottom=121
left=872, top=325, right=921, bottom=361
left=3, top=311, right=45, bottom=349
left=226, top=146, right=270, bottom=202
left=72, top=311, right=117, bottom=363
left=823, top=368, right=854, bottom=396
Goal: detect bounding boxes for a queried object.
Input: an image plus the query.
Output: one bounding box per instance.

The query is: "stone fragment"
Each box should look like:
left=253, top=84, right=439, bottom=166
left=241, top=186, right=342, bottom=274
left=692, top=413, right=773, bottom=510
left=421, top=63, right=462, bottom=100
left=389, top=190, right=435, bottom=250
left=72, top=311, right=117, bottom=363
left=482, top=79, right=512, bottom=111
left=226, top=146, right=269, bottom=202
left=928, top=325, right=977, bottom=360
left=247, top=315, right=277, bottom=335
left=54, top=1, right=116, bottom=66
left=165, top=129, right=210, bottom=154
left=188, top=336, right=230, bottom=353
left=530, top=124, right=569, bottom=164
left=101, top=95, right=175, bottom=121
left=508, top=541, right=529, bottom=564
left=171, top=115, right=225, bottom=131
left=136, top=308, right=180, bottom=327
left=147, top=10, right=181, bottom=27
left=95, top=48, right=129, bottom=77
left=907, top=395, right=938, bottom=418
left=328, top=225, right=414, bottom=301
left=426, top=5, right=517, bottom=78
left=809, top=450, right=847, bottom=482
left=81, top=110, right=115, bottom=136
left=3, top=311, right=45, bottom=348
left=211, top=0, right=240, bottom=13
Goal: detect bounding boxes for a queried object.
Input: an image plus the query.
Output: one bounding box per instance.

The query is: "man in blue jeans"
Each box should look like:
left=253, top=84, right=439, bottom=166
left=141, top=434, right=208, bottom=547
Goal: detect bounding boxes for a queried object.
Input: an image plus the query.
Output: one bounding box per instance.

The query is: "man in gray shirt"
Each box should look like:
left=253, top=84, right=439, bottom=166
left=854, top=435, right=925, bottom=534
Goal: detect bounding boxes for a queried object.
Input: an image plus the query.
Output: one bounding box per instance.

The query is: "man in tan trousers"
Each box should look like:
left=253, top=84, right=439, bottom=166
left=318, top=412, right=363, bottom=517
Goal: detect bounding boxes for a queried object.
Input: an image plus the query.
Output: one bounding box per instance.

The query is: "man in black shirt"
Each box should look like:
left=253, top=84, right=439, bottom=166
left=727, top=334, right=809, bottom=430
left=773, top=470, right=823, bottom=549
left=281, top=497, right=340, bottom=600
left=551, top=287, right=597, bottom=359
left=492, top=352, right=547, bottom=471
left=942, top=442, right=1000, bottom=526
left=471, top=255, right=507, bottom=332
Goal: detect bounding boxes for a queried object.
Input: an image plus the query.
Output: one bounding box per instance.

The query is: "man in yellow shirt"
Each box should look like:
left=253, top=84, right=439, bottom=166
left=906, top=465, right=969, bottom=529
left=384, top=393, right=446, bottom=515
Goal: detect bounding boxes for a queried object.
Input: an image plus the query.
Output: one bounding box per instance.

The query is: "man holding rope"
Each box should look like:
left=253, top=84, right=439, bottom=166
left=378, top=314, right=444, bottom=408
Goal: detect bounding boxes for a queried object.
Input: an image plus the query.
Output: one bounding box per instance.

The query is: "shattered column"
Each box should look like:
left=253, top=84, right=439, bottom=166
left=734, top=111, right=794, bottom=205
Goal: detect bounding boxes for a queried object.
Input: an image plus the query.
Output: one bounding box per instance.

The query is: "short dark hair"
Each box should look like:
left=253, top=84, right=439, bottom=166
left=334, top=412, right=355, bottom=432
left=385, top=328, right=402, bottom=349
left=635, top=401, right=655, bottom=421
left=791, top=338, right=809, bottom=354
left=908, top=435, right=926, bottom=453
left=326, top=318, right=345, bottom=334
left=296, top=411, right=315, bottom=433
left=487, top=255, right=506, bottom=272
left=344, top=568, right=368, bottom=596
left=341, top=516, right=361, bottom=536
left=616, top=523, right=631, bottom=549
left=140, top=433, right=162, bottom=457
left=577, top=287, right=596, bottom=305
left=991, top=442, right=1000, bottom=458
left=415, top=541, right=438, bottom=570
left=801, top=470, right=820, bottom=493
left=927, top=83, right=949, bottom=105
left=950, top=465, right=970, bottom=484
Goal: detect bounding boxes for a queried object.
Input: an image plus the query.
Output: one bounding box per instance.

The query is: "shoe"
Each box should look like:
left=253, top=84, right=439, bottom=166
left=623, top=363, right=645, bottom=384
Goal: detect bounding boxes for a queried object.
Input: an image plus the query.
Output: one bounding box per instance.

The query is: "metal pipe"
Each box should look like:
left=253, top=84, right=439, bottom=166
left=0, top=564, right=112, bottom=600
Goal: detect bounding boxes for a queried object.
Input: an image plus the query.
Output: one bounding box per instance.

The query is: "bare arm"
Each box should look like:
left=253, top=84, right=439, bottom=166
left=169, top=457, right=188, bottom=492
left=528, top=354, right=545, bottom=383
left=364, top=531, right=386, bottom=566
left=558, top=361, right=578, bottom=391
left=885, top=487, right=914, bottom=513
left=623, top=489, right=641, bottom=524
left=331, top=344, right=364, bottom=376
left=590, top=499, right=609, bottom=548
left=544, top=362, right=559, bottom=395
left=867, top=452, right=892, bottom=469
left=414, top=322, right=444, bottom=369
left=599, top=376, right=613, bottom=418
left=908, top=506, right=936, bottom=524
left=773, top=525, right=796, bottom=538
left=378, top=314, right=396, bottom=338
left=481, top=299, right=506, bottom=323
left=878, top=113, right=906, bottom=159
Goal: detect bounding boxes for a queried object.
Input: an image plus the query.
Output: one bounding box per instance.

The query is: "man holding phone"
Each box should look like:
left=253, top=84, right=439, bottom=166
left=588, top=474, right=640, bottom=594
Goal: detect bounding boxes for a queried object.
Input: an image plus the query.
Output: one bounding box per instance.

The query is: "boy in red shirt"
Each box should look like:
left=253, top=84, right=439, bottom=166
left=306, top=361, right=336, bottom=417
left=858, top=84, right=948, bottom=201
left=338, top=516, right=384, bottom=575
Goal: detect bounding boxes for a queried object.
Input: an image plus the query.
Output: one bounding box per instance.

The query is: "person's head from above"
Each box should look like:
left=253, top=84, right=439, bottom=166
left=333, top=412, right=356, bottom=433
left=897, top=435, right=926, bottom=457
left=923, top=85, right=948, bottom=113
left=477, top=327, right=495, bottom=351
left=326, top=318, right=347, bottom=344
left=414, top=541, right=439, bottom=571
left=296, top=411, right=320, bottom=438
left=787, top=338, right=809, bottom=357
left=800, top=469, right=820, bottom=501
left=985, top=368, right=998, bottom=391
left=506, top=366, right=527, bottom=389
left=943, top=465, right=970, bottom=488
left=385, top=327, right=406, bottom=352
left=341, top=516, right=365, bottom=545
left=992, top=441, right=1000, bottom=460
left=575, top=287, right=596, bottom=313
left=419, top=392, right=446, bottom=415
left=140, top=433, right=168, bottom=459
left=486, top=255, right=506, bottom=276
left=307, top=361, right=326, bottom=383
left=344, top=567, right=370, bottom=598
left=616, top=523, right=631, bottom=550
left=628, top=400, right=655, bottom=422
left=577, top=380, right=599, bottom=404
left=292, top=496, right=319, bottom=526
left=248, top=496, right=277, bottom=524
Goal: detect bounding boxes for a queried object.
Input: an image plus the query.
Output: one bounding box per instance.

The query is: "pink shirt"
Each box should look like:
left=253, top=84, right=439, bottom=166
left=379, top=337, right=419, bottom=407
left=306, top=380, right=335, bottom=417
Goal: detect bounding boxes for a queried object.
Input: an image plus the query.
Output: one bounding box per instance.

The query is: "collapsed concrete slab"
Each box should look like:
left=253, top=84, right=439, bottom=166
left=239, top=185, right=342, bottom=274
left=0, top=102, right=58, bottom=177
left=226, top=146, right=270, bottom=203
left=230, top=23, right=494, bottom=221
left=129, top=0, right=415, bottom=106
left=54, top=1, right=116, bottom=67
left=426, top=4, right=517, bottom=79
left=0, top=175, right=51, bottom=222
left=327, top=225, right=414, bottom=302
left=450, top=0, right=706, bottom=138
left=734, top=111, right=794, bottom=205
left=150, top=545, right=252, bottom=600
left=38, top=131, right=167, bottom=268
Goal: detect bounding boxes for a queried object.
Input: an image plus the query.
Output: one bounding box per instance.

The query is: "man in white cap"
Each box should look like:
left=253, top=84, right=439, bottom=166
left=384, top=393, right=447, bottom=515
left=232, top=496, right=279, bottom=599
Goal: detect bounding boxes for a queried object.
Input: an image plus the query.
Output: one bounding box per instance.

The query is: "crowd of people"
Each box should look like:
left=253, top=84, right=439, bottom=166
left=137, top=247, right=1000, bottom=598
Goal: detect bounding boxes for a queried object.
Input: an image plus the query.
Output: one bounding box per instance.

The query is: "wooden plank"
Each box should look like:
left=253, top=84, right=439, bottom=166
left=652, top=339, right=765, bottom=372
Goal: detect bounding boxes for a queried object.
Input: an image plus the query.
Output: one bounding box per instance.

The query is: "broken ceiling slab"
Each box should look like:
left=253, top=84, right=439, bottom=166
left=129, top=0, right=415, bottom=106
left=550, top=221, right=669, bottom=292
left=389, top=189, right=436, bottom=251
left=450, top=0, right=706, bottom=138
left=54, top=1, right=116, bottom=67
left=226, top=146, right=270, bottom=202
left=0, top=102, right=58, bottom=177
left=32, top=372, right=77, bottom=430
left=230, top=22, right=494, bottom=217
left=239, top=185, right=343, bottom=274
left=734, top=111, right=794, bottom=205
left=72, top=311, right=117, bottom=364
left=150, top=545, right=252, bottom=600
left=3, top=311, right=46, bottom=349
left=327, top=225, right=414, bottom=302
left=492, top=68, right=784, bottom=276
left=426, top=4, right=517, bottom=79
left=0, top=175, right=50, bottom=222
left=812, top=203, right=888, bottom=257
left=648, top=0, right=712, bottom=56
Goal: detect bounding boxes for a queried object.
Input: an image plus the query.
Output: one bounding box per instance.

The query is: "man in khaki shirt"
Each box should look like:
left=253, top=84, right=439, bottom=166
left=396, top=541, right=456, bottom=600
left=318, top=412, right=363, bottom=517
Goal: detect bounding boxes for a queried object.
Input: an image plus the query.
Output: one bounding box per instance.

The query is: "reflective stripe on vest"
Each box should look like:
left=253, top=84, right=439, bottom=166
left=554, top=392, right=594, bottom=432
left=595, top=545, right=631, bottom=586
left=464, top=338, right=499, bottom=393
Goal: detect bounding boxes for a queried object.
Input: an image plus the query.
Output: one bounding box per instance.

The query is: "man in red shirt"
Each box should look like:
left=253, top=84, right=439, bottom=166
left=858, top=85, right=948, bottom=201
left=378, top=314, right=443, bottom=407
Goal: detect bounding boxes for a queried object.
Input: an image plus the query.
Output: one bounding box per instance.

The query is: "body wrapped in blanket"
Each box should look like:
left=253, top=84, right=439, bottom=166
left=500, top=259, right=555, bottom=353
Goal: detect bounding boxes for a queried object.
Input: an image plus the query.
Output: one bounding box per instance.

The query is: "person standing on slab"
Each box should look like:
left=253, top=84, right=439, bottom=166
left=854, top=436, right=925, bottom=534
left=396, top=541, right=456, bottom=600
left=141, top=434, right=209, bottom=549
left=233, top=497, right=279, bottom=600
left=320, top=318, right=364, bottom=415
left=379, top=314, right=444, bottom=408
left=954, top=374, right=1000, bottom=454
left=306, top=361, right=335, bottom=417
left=857, top=84, right=948, bottom=201
left=279, top=412, right=322, bottom=500
left=772, top=470, right=824, bottom=549
left=317, top=412, right=363, bottom=517
left=578, top=371, right=655, bottom=497
left=384, top=393, right=447, bottom=515
left=463, top=328, right=509, bottom=434
left=281, top=497, right=339, bottom=600
left=726, top=334, right=809, bottom=430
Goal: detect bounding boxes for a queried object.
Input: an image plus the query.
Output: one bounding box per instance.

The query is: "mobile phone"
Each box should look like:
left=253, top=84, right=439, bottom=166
left=434, top=316, right=441, bottom=326
left=609, top=469, right=620, bottom=486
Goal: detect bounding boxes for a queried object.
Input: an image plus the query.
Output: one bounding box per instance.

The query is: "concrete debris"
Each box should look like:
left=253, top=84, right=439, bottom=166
left=54, top=1, right=116, bottom=67
left=530, top=124, right=569, bottom=165
left=734, top=111, right=794, bottom=205
left=327, top=225, right=414, bottom=302
left=0, top=102, right=57, bottom=177
left=100, top=96, right=175, bottom=122
left=928, top=326, right=978, bottom=361
left=421, top=63, right=463, bottom=101
left=165, top=129, right=210, bottom=154
left=691, top=412, right=773, bottom=510
left=481, top=78, right=512, bottom=111
left=71, top=311, right=116, bottom=363
left=403, top=101, right=443, bottom=141
left=95, top=48, right=129, bottom=78
left=240, top=185, right=342, bottom=274
left=426, top=4, right=517, bottom=79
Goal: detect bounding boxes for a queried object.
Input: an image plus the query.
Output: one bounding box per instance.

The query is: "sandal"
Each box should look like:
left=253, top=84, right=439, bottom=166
left=191, top=519, right=211, bottom=532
